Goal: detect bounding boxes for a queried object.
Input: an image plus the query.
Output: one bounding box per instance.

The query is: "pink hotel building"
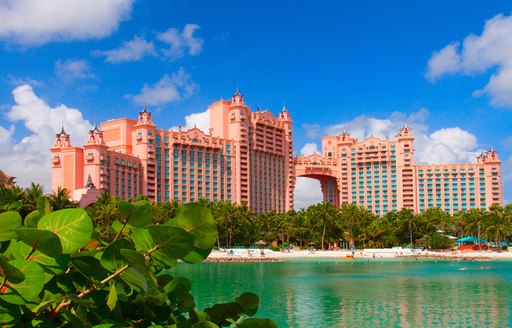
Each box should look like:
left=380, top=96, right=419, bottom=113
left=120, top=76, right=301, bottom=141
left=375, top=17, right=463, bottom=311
left=51, top=90, right=295, bottom=213
left=51, top=90, right=503, bottom=215
left=295, top=126, right=503, bottom=215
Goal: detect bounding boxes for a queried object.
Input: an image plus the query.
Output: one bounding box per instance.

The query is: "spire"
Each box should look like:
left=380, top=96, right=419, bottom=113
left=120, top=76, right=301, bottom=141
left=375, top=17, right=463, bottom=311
left=231, top=86, right=244, bottom=105
left=139, top=106, right=149, bottom=114
left=234, top=84, right=241, bottom=97
left=281, top=101, right=288, bottom=112
left=58, top=125, right=68, bottom=136
left=91, top=122, right=101, bottom=132
left=489, top=145, right=494, bottom=152
left=85, top=175, right=96, bottom=189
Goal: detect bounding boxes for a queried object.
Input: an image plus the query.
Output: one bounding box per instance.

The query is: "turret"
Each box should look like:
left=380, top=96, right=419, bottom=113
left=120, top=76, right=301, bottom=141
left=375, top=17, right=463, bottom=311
left=85, top=123, right=106, bottom=145
left=231, top=86, right=245, bottom=106
left=53, top=126, right=71, bottom=148
left=138, top=107, right=154, bottom=126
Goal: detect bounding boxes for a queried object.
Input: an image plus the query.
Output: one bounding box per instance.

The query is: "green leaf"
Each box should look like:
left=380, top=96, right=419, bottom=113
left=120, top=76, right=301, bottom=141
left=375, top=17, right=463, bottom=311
left=106, top=283, right=118, bottom=311
left=120, top=249, right=148, bottom=271
left=237, top=318, right=278, bottom=328
left=111, top=219, right=132, bottom=233
left=113, top=200, right=152, bottom=228
left=131, top=227, right=154, bottom=252
left=0, top=211, right=22, bottom=242
left=70, top=255, right=109, bottom=282
left=37, top=196, right=52, bottom=215
left=236, top=292, right=259, bottom=316
left=100, top=239, right=148, bottom=292
left=24, top=210, right=43, bottom=228
left=0, top=255, right=25, bottom=284
left=38, top=209, right=93, bottom=254
left=100, top=239, right=135, bottom=272
left=130, top=200, right=153, bottom=227
left=0, top=299, right=21, bottom=326
left=15, top=228, right=62, bottom=258
left=148, top=225, right=194, bottom=259
left=115, top=199, right=133, bottom=220
left=168, top=203, right=217, bottom=249
left=183, top=246, right=213, bottom=264
left=4, top=259, right=45, bottom=302
left=192, top=322, right=219, bottom=328
left=9, top=240, right=69, bottom=275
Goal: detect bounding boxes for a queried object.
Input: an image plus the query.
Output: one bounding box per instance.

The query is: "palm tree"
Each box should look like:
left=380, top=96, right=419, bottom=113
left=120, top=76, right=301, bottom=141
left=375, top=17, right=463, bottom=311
left=215, top=201, right=242, bottom=248
left=360, top=219, right=388, bottom=248
left=461, top=209, right=485, bottom=250
left=484, top=204, right=512, bottom=247
left=340, top=203, right=365, bottom=248
left=0, top=185, right=23, bottom=212
left=24, top=182, right=44, bottom=208
left=311, top=202, right=339, bottom=250
left=50, top=187, right=78, bottom=210
left=396, top=208, right=421, bottom=246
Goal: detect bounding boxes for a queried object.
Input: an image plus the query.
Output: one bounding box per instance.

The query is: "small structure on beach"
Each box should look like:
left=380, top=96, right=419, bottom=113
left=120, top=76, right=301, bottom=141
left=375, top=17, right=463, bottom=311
left=456, top=236, right=487, bottom=251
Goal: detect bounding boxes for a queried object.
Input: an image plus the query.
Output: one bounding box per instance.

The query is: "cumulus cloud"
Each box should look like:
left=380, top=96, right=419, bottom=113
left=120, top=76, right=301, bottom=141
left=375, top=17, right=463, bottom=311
left=300, top=143, right=320, bottom=156
left=170, top=109, right=210, bottom=133
left=426, top=43, right=461, bottom=81
left=0, top=85, right=91, bottom=190
left=128, top=68, right=197, bottom=106
left=92, top=35, right=157, bottom=63
left=294, top=178, right=322, bottom=210
left=55, top=59, right=94, bottom=82
left=0, top=0, right=133, bottom=45
left=426, top=13, right=512, bottom=107
left=157, top=24, right=203, bottom=60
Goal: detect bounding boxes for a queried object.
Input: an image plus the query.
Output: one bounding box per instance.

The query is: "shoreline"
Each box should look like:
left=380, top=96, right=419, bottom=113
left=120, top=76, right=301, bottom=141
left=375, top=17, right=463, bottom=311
left=206, top=248, right=512, bottom=262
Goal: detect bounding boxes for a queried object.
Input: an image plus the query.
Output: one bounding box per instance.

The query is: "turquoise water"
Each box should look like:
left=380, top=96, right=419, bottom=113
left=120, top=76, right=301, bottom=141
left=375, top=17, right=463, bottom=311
left=172, top=259, right=512, bottom=327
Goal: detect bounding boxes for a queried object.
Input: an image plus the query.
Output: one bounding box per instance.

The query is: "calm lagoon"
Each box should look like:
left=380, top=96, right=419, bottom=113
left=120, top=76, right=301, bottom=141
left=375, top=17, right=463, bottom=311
left=173, top=259, right=512, bottom=327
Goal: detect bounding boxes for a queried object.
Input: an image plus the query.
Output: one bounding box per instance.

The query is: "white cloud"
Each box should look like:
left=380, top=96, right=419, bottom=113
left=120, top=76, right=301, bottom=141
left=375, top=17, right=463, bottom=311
left=157, top=24, right=203, bottom=60
left=300, top=143, right=319, bottom=156
left=128, top=68, right=197, bottom=106
left=0, top=0, right=133, bottom=45
left=55, top=59, right=94, bottom=81
left=323, top=109, right=479, bottom=165
left=92, top=35, right=157, bottom=63
left=426, top=13, right=512, bottom=107
left=294, top=178, right=322, bottom=210
left=426, top=43, right=461, bottom=81
left=184, top=110, right=210, bottom=132
left=0, top=85, right=91, bottom=191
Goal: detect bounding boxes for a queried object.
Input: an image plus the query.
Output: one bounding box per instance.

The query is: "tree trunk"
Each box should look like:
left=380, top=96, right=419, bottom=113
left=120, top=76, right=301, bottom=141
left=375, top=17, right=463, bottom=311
left=321, top=224, right=326, bottom=250
left=409, top=222, right=413, bottom=246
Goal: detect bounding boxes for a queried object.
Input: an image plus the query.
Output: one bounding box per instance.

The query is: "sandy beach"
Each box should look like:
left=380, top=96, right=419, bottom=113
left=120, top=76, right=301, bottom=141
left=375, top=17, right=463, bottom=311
left=206, top=248, right=512, bottom=262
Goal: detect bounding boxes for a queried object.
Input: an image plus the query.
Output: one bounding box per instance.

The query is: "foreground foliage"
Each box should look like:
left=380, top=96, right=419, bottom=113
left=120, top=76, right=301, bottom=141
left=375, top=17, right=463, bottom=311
left=0, top=197, right=276, bottom=327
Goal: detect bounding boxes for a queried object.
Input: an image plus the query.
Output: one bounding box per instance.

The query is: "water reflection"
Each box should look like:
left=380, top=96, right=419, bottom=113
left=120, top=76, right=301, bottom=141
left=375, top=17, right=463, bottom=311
left=173, top=260, right=512, bottom=327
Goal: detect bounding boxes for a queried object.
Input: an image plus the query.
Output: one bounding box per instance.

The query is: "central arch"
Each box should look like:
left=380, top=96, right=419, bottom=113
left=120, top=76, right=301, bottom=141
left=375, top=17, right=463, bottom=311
left=295, top=154, right=341, bottom=207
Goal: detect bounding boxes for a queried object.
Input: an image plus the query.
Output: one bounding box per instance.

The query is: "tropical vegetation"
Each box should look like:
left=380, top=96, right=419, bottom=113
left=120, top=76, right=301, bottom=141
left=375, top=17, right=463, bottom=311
left=0, top=185, right=277, bottom=327
left=2, top=184, right=512, bottom=251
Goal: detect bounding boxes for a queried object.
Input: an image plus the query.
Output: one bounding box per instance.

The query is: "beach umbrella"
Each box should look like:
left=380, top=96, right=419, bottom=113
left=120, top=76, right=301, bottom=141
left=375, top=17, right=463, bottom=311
left=255, top=240, right=267, bottom=246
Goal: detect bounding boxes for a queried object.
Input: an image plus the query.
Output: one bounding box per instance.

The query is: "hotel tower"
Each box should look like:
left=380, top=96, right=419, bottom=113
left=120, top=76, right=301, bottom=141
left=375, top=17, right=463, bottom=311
left=51, top=90, right=295, bottom=213
left=295, top=126, right=503, bottom=216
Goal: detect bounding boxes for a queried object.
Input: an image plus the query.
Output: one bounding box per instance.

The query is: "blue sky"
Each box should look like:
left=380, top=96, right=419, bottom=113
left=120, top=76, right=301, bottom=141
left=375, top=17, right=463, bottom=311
left=1, top=0, right=512, bottom=209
